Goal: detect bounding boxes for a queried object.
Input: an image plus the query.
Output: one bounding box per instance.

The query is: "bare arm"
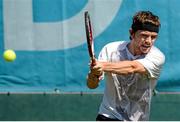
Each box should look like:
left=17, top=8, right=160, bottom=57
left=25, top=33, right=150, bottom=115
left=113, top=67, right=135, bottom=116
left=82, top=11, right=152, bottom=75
left=87, top=60, right=147, bottom=89
left=92, top=60, right=147, bottom=75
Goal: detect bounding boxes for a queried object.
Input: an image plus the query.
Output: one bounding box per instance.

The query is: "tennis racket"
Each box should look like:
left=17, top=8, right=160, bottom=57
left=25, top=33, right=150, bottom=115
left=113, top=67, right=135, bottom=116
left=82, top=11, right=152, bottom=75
left=84, top=11, right=96, bottom=66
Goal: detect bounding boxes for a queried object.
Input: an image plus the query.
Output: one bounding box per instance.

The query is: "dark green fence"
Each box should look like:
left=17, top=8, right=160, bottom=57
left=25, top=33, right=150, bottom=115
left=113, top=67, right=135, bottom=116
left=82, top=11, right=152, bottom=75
left=0, top=92, right=179, bottom=121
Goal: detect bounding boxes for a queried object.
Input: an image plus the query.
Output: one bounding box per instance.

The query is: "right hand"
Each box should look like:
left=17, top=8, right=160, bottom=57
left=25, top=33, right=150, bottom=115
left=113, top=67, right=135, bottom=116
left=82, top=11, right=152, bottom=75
left=87, top=59, right=104, bottom=89
left=90, top=60, right=103, bottom=76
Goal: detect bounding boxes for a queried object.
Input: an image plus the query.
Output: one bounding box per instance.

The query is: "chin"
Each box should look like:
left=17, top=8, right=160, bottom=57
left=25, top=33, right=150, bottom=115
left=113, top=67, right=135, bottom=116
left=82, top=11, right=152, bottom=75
left=142, top=50, right=150, bottom=54
left=140, top=49, right=150, bottom=54
left=142, top=52, right=148, bottom=54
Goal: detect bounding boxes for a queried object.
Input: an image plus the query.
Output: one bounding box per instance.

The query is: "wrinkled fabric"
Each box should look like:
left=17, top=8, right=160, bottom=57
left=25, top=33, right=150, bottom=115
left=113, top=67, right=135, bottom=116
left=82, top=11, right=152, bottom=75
left=98, top=41, right=165, bottom=120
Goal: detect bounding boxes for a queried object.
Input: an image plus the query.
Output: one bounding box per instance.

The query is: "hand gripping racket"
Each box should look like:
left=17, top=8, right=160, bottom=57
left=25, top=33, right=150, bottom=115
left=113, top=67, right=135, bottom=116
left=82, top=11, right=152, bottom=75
left=84, top=11, right=96, bottom=66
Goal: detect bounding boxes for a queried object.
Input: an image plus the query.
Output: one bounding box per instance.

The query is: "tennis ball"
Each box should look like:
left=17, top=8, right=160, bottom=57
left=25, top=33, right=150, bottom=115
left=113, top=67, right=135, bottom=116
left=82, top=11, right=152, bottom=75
left=3, top=49, right=16, bottom=62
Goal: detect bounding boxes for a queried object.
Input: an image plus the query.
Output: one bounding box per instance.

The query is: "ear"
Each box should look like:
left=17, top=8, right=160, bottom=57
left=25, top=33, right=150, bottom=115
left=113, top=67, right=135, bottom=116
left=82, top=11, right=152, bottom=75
left=129, top=29, right=134, bottom=40
left=129, top=29, right=134, bottom=38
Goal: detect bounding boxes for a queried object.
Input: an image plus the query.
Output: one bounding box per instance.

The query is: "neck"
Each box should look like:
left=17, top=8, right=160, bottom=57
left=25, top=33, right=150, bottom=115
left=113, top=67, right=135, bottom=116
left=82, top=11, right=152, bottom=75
left=128, top=41, right=140, bottom=56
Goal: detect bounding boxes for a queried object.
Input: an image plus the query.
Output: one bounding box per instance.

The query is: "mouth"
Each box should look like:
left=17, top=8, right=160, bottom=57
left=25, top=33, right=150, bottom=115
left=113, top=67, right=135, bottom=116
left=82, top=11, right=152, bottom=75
left=141, top=45, right=151, bottom=52
left=142, top=45, right=151, bottom=49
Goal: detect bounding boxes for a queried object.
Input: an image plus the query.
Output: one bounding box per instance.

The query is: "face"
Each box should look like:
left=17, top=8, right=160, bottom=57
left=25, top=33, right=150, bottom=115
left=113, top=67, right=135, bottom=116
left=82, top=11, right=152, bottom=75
left=130, top=30, right=158, bottom=55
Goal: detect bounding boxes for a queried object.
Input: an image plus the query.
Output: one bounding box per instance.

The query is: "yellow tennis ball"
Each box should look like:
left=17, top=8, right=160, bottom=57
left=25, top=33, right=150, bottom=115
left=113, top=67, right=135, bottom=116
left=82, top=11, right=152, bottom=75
left=3, top=49, right=16, bottom=62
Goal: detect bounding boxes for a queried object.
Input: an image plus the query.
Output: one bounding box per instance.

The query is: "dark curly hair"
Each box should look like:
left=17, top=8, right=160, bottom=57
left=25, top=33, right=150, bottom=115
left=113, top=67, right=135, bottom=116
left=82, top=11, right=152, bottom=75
left=130, top=11, right=160, bottom=40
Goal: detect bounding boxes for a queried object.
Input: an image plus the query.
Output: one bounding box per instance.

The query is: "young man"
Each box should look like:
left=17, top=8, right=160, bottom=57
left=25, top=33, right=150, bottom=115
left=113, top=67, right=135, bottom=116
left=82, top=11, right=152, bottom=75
left=87, top=11, right=165, bottom=121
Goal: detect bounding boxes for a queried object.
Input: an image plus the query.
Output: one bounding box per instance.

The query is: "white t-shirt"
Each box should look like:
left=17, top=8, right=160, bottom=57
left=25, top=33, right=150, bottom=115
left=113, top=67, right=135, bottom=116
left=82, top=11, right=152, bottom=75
left=98, top=41, right=165, bottom=121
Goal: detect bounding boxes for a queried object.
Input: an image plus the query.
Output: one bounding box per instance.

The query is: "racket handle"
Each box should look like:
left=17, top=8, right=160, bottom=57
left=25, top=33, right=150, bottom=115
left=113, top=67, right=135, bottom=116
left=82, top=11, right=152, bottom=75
left=91, top=57, right=96, bottom=66
left=87, top=77, right=99, bottom=89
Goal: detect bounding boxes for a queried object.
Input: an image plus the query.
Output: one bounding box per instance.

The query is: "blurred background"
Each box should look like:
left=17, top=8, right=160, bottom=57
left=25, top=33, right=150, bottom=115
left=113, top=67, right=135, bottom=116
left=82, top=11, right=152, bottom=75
left=0, top=0, right=180, bottom=121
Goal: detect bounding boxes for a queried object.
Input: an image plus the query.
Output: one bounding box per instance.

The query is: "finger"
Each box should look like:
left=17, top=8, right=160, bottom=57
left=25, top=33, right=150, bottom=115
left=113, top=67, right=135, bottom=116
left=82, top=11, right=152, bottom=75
left=88, top=72, right=101, bottom=80
left=91, top=68, right=103, bottom=75
left=98, top=75, right=103, bottom=80
left=91, top=71, right=102, bottom=76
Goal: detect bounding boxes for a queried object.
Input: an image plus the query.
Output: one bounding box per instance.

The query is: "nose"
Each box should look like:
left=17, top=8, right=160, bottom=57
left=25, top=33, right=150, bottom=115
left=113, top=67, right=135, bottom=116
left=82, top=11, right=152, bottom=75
left=145, top=36, right=152, bottom=44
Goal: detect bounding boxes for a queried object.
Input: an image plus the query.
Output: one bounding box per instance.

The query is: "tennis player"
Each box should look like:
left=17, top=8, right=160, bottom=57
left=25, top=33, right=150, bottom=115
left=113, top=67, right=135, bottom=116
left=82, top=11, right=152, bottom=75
left=87, top=11, right=165, bottom=121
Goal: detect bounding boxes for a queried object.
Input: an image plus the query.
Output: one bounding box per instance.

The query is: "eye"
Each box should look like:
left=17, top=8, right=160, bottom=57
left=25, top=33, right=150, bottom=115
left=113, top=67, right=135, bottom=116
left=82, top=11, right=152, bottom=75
left=140, top=34, right=148, bottom=39
left=140, top=33, right=157, bottom=40
left=151, top=35, right=157, bottom=40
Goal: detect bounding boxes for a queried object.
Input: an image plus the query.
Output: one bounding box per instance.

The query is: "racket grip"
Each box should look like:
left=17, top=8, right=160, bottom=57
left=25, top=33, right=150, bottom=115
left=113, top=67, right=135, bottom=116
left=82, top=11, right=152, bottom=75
left=87, top=77, right=99, bottom=89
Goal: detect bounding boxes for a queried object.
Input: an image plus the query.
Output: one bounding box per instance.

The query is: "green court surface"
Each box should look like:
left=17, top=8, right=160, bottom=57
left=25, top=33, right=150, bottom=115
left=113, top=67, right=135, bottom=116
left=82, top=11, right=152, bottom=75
left=0, top=92, right=179, bottom=121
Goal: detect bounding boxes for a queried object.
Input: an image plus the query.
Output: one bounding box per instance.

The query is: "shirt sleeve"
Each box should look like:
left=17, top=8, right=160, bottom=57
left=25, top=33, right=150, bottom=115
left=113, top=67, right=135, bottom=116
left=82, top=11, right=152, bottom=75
left=97, top=45, right=110, bottom=79
left=98, top=45, right=109, bottom=62
left=136, top=48, right=165, bottom=79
